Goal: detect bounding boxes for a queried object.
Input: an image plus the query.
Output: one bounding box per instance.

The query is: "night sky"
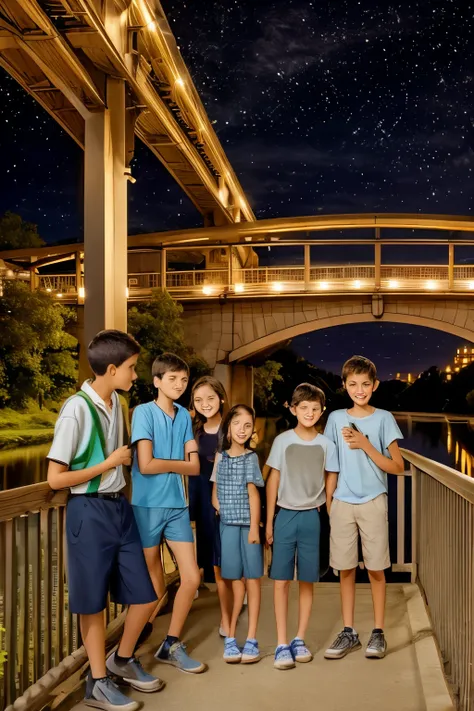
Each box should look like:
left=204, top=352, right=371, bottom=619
left=1, top=0, right=473, bottom=379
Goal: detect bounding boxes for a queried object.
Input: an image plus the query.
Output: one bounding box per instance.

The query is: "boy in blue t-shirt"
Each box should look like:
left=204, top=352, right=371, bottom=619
left=323, top=355, right=404, bottom=661
left=131, top=352, right=206, bottom=674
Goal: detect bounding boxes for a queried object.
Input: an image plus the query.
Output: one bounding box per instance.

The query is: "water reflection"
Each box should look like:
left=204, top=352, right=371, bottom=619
left=0, top=443, right=49, bottom=490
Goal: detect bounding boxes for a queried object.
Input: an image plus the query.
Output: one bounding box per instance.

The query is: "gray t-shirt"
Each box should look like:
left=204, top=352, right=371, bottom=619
left=266, top=430, right=339, bottom=510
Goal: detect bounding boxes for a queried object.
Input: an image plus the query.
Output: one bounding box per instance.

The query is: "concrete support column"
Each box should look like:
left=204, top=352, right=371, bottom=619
left=448, top=243, right=454, bottom=291
left=228, top=246, right=233, bottom=288
left=161, top=249, right=167, bottom=291
left=76, top=250, right=84, bottom=304
left=213, top=363, right=254, bottom=408
left=83, top=76, right=127, bottom=346
left=304, top=244, right=311, bottom=291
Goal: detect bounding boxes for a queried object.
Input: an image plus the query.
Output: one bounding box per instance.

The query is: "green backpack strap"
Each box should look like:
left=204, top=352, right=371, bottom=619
left=72, top=391, right=108, bottom=493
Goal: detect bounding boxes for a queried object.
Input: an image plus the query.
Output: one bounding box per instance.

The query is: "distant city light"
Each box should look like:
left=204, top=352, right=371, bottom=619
left=125, top=287, right=129, bottom=298
left=46, top=288, right=52, bottom=293
left=272, top=282, right=283, bottom=292
left=425, top=280, right=437, bottom=290
left=234, top=283, right=245, bottom=293
left=468, top=281, right=474, bottom=290
left=353, top=280, right=362, bottom=289
left=57, top=293, right=63, bottom=298
left=78, top=286, right=85, bottom=299
left=388, top=280, right=399, bottom=289
left=202, top=285, right=214, bottom=295
left=319, top=281, right=329, bottom=290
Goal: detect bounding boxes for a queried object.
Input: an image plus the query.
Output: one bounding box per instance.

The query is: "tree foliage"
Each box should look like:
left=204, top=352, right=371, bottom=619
left=254, top=360, right=284, bottom=413
left=0, top=281, right=77, bottom=407
left=127, top=290, right=210, bottom=405
left=0, top=211, right=44, bottom=251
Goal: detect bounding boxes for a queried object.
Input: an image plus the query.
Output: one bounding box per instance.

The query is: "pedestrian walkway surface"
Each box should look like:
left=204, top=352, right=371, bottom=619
left=73, top=581, right=431, bottom=711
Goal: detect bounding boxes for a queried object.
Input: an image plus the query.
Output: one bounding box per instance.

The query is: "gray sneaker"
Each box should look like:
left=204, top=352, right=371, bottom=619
left=324, top=628, right=362, bottom=659
left=106, top=652, right=165, bottom=692
left=365, top=630, right=387, bottom=659
left=84, top=674, right=138, bottom=711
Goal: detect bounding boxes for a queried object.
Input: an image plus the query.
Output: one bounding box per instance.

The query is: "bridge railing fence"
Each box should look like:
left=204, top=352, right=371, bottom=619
left=401, top=448, right=474, bottom=711
left=0, top=483, right=178, bottom=711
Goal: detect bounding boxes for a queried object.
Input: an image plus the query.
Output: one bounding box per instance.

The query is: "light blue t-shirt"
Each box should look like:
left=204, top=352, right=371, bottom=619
left=131, top=401, right=194, bottom=508
left=324, top=408, right=403, bottom=504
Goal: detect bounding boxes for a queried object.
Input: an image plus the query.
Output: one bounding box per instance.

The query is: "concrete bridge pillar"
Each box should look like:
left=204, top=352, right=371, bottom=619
left=83, top=77, right=128, bottom=346
left=214, top=364, right=254, bottom=408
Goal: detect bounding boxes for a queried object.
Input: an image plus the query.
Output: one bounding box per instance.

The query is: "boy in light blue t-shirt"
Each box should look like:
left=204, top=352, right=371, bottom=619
left=323, top=355, right=404, bottom=661
left=131, top=352, right=206, bottom=674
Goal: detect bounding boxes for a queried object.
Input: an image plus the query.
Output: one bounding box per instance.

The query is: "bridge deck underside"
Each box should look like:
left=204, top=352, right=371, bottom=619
left=70, top=582, right=426, bottom=711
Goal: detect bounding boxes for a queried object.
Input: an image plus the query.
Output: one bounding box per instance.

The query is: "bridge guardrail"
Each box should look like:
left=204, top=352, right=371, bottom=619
left=0, top=483, right=177, bottom=711
left=401, top=448, right=474, bottom=711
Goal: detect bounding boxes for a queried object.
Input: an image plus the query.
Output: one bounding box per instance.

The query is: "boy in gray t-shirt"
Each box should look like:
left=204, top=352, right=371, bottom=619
left=265, top=384, right=338, bottom=671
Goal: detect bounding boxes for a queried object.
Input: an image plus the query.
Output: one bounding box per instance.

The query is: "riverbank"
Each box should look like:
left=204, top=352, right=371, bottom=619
left=0, top=408, right=56, bottom=450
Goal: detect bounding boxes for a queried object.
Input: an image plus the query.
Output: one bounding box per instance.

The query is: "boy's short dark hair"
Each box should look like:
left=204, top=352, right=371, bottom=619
left=88, top=330, right=140, bottom=376
left=342, top=355, right=377, bottom=383
left=152, top=352, right=189, bottom=379
left=291, top=383, right=325, bottom=409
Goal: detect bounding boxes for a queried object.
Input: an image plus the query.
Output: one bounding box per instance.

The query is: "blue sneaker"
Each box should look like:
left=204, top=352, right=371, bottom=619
left=290, top=637, right=313, bottom=663
left=106, top=652, right=165, bottom=692
left=241, top=638, right=260, bottom=664
left=223, top=637, right=242, bottom=663
left=274, top=644, right=295, bottom=670
left=84, top=674, right=139, bottom=711
left=155, top=639, right=206, bottom=674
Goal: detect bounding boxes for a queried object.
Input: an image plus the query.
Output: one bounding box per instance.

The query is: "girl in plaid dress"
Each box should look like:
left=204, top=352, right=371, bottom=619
left=211, top=405, right=264, bottom=664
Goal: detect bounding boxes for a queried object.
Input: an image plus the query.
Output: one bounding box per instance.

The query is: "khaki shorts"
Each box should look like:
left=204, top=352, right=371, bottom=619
left=329, top=494, right=390, bottom=571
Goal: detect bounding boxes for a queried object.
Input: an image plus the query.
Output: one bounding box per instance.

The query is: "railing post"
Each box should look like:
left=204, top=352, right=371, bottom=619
left=410, top=463, right=417, bottom=583
left=228, top=246, right=233, bottom=289
left=448, top=243, right=454, bottom=291
left=375, top=228, right=381, bottom=289
left=76, top=249, right=83, bottom=304
left=304, top=244, right=310, bottom=290
left=161, top=248, right=167, bottom=292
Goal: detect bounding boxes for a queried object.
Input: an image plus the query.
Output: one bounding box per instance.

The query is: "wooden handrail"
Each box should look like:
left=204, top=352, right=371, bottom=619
left=0, top=482, right=68, bottom=523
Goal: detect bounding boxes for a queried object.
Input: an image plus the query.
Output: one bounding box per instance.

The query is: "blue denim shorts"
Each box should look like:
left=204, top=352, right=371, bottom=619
left=270, top=508, right=320, bottom=583
left=220, top=522, right=263, bottom=580
left=133, top=506, right=194, bottom=548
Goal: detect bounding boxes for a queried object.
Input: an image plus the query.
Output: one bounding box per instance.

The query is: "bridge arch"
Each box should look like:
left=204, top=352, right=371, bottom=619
left=229, top=311, right=474, bottom=362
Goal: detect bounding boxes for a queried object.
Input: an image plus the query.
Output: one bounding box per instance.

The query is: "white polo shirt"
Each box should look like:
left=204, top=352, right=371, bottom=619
left=47, top=380, right=126, bottom=494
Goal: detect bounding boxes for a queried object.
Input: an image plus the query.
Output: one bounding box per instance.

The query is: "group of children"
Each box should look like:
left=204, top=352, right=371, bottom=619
left=47, top=329, right=404, bottom=711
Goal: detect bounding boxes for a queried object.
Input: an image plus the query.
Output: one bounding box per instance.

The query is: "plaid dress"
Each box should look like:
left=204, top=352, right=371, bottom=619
left=212, top=450, right=264, bottom=526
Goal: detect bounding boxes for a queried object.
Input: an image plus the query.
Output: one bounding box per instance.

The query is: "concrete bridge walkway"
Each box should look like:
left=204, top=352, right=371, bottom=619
left=70, top=580, right=451, bottom=711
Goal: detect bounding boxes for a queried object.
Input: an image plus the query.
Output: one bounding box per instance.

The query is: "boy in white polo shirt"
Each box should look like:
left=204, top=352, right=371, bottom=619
left=47, top=330, right=162, bottom=711
left=324, top=355, right=404, bottom=661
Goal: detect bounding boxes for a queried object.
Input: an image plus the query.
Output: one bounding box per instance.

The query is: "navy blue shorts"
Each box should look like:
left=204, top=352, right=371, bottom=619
left=270, top=508, right=320, bottom=583
left=66, top=494, right=157, bottom=615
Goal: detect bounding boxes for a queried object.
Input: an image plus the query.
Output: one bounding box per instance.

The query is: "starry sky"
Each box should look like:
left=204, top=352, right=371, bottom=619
left=0, top=0, right=473, bottom=379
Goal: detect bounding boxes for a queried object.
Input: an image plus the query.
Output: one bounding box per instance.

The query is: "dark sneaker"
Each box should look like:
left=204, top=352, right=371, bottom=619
left=84, top=674, right=139, bottom=711
left=274, top=644, right=295, bottom=670
left=155, top=640, right=206, bottom=673
left=290, top=637, right=313, bottom=663
left=365, top=630, right=387, bottom=659
left=106, top=652, right=165, bottom=692
left=324, top=628, right=362, bottom=659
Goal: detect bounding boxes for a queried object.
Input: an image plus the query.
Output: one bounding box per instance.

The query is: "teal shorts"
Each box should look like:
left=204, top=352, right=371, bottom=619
left=133, top=506, right=194, bottom=548
left=270, top=508, right=320, bottom=583
left=220, top=522, right=263, bottom=580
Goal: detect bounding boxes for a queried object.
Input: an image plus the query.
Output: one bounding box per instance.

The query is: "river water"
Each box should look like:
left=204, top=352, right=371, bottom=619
left=0, top=416, right=473, bottom=491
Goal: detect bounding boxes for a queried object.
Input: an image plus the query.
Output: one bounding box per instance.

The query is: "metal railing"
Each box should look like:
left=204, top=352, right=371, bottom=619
left=37, top=262, right=474, bottom=301
left=0, top=483, right=178, bottom=711
left=402, top=449, right=474, bottom=711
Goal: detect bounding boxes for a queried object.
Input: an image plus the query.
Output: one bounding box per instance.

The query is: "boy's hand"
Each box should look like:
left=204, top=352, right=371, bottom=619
left=248, top=525, right=260, bottom=545
left=265, top=524, right=273, bottom=547
left=107, top=445, right=132, bottom=469
left=342, top=427, right=368, bottom=451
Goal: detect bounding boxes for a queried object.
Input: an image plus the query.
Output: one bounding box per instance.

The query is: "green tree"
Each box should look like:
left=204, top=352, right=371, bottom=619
left=127, top=290, right=210, bottom=404
left=0, top=281, right=77, bottom=407
left=0, top=211, right=44, bottom=251
left=254, top=360, right=284, bottom=414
